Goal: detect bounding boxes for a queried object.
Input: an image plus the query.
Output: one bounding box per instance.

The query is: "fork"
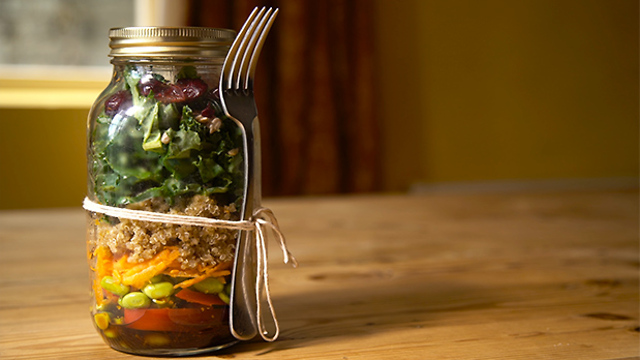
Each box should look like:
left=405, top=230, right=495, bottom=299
left=219, top=7, right=279, bottom=341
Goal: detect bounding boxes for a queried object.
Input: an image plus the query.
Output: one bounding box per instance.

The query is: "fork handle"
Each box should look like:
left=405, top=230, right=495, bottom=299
left=247, top=118, right=262, bottom=211
left=230, top=116, right=262, bottom=340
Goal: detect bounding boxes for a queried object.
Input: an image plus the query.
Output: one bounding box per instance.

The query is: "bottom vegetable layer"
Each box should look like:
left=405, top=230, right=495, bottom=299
left=99, top=316, right=235, bottom=352
left=89, top=243, right=235, bottom=351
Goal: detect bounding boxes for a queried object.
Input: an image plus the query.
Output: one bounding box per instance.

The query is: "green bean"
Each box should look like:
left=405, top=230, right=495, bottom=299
left=142, top=281, right=174, bottom=299
left=193, top=277, right=224, bottom=294
left=119, top=292, right=151, bottom=309
left=100, top=276, right=130, bottom=296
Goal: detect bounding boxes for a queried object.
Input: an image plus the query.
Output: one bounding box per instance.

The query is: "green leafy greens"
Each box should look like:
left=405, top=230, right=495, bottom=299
left=90, top=66, right=243, bottom=207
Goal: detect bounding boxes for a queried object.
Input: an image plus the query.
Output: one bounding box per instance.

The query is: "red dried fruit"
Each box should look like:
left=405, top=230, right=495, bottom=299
left=200, top=103, right=215, bottom=118
left=138, top=75, right=167, bottom=97
left=176, top=78, right=208, bottom=102
left=154, top=78, right=208, bottom=104
left=155, top=84, right=186, bottom=104
left=104, top=90, right=132, bottom=116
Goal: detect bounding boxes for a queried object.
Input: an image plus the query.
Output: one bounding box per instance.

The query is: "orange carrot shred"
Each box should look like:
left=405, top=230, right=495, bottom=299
left=172, top=262, right=232, bottom=289
left=113, top=247, right=181, bottom=289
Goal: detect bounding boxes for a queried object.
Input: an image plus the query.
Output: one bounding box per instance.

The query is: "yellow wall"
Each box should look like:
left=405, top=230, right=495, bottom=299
left=376, top=0, right=639, bottom=191
left=1, top=0, right=638, bottom=208
left=0, top=73, right=106, bottom=209
left=0, top=108, right=88, bottom=209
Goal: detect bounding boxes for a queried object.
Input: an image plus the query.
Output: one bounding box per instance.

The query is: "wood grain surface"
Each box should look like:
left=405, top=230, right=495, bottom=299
left=0, top=190, right=638, bottom=359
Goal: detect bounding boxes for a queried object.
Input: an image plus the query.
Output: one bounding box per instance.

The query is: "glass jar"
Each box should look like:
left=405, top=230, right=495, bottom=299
left=85, top=27, right=244, bottom=356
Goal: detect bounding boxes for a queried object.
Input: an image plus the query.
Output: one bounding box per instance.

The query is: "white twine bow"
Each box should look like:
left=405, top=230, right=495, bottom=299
left=82, top=197, right=297, bottom=342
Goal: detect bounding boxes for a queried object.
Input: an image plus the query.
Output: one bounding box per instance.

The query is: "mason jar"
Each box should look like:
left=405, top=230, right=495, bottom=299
left=84, top=27, right=245, bottom=356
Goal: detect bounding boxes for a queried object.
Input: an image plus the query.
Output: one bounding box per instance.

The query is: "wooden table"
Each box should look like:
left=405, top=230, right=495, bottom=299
left=1, top=190, right=638, bottom=359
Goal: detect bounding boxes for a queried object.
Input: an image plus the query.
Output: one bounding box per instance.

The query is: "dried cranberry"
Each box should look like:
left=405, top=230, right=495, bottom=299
left=138, top=74, right=166, bottom=97
left=200, top=103, right=215, bottom=118
left=176, top=78, right=208, bottom=102
left=104, top=90, right=132, bottom=116
left=155, top=84, right=186, bottom=104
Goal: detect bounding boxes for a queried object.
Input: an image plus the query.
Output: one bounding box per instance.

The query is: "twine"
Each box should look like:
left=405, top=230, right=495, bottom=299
left=83, top=197, right=297, bottom=342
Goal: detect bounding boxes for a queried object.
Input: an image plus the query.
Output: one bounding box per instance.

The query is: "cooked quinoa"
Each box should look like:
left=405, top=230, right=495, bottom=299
left=92, top=195, right=239, bottom=269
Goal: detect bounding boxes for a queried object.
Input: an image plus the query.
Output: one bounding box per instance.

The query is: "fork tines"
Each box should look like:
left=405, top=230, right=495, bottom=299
left=221, top=7, right=279, bottom=91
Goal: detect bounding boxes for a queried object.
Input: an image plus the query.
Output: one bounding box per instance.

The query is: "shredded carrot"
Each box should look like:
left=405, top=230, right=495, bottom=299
left=93, top=277, right=105, bottom=306
left=173, top=271, right=231, bottom=289
left=113, top=270, right=123, bottom=284
left=91, top=246, right=114, bottom=306
left=94, top=246, right=113, bottom=280
left=113, top=247, right=181, bottom=289
left=92, top=245, right=233, bottom=295
left=173, top=262, right=232, bottom=289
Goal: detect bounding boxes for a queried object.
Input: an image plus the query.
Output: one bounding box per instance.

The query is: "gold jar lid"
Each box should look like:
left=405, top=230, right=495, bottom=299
left=108, top=27, right=236, bottom=58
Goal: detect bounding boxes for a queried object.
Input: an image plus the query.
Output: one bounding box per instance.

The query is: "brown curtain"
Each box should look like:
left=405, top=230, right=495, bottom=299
left=188, top=0, right=379, bottom=196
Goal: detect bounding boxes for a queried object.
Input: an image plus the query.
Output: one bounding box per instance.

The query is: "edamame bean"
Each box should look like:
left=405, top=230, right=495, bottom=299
left=219, top=283, right=231, bottom=304
left=153, top=298, right=173, bottom=308
left=142, top=281, right=174, bottom=299
left=119, top=292, right=151, bottom=309
left=149, top=275, right=166, bottom=284
left=218, top=292, right=230, bottom=304
left=193, top=277, right=224, bottom=294
left=101, top=276, right=130, bottom=296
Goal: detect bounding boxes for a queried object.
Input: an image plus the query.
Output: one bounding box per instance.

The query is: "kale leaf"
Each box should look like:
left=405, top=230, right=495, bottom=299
left=91, top=66, right=243, bottom=207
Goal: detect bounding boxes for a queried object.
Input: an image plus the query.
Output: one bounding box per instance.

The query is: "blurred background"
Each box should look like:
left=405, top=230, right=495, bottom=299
left=0, top=0, right=637, bottom=209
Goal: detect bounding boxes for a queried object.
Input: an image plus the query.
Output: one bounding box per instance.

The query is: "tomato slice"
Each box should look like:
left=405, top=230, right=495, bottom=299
left=123, top=307, right=146, bottom=324
left=175, top=288, right=227, bottom=306
left=124, top=308, right=225, bottom=331
left=169, top=307, right=225, bottom=326
left=125, top=309, right=173, bottom=331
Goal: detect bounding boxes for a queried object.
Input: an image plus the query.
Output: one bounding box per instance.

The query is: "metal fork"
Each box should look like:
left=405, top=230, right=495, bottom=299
left=219, top=7, right=279, bottom=341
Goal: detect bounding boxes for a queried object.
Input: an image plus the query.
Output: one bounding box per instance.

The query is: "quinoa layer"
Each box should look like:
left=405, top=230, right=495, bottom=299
left=91, top=195, right=239, bottom=269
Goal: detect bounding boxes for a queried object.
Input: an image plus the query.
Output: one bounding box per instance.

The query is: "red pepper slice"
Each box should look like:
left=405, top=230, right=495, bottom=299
left=168, top=308, right=224, bottom=326
left=175, top=288, right=227, bottom=306
left=125, top=308, right=174, bottom=331
left=124, top=308, right=225, bottom=331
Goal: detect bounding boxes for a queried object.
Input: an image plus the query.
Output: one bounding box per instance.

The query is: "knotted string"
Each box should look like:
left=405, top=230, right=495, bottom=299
left=82, top=197, right=297, bottom=342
